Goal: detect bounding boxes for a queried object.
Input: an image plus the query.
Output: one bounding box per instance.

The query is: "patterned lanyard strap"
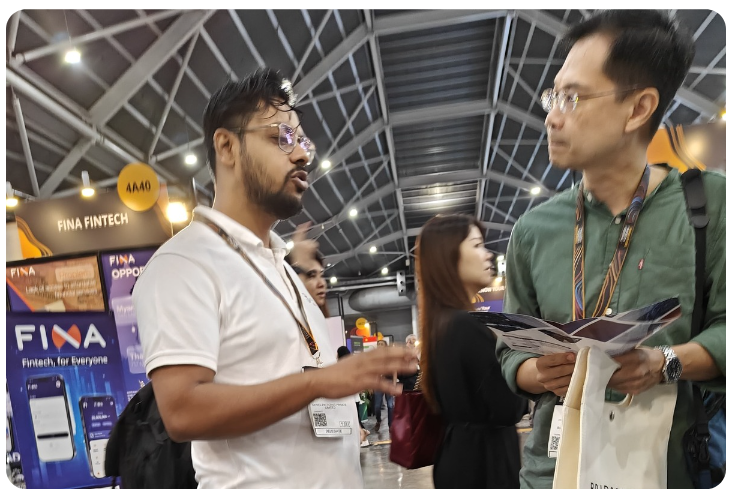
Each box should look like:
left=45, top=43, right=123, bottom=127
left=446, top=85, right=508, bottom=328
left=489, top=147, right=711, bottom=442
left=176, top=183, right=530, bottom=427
left=572, top=165, right=650, bottom=321
left=193, top=213, right=322, bottom=366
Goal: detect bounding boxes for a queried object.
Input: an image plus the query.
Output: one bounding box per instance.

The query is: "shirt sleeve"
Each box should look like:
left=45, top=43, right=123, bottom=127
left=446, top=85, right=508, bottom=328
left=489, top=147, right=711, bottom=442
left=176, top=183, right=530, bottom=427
left=496, top=219, right=543, bottom=401
left=132, top=253, right=222, bottom=376
left=689, top=195, right=726, bottom=391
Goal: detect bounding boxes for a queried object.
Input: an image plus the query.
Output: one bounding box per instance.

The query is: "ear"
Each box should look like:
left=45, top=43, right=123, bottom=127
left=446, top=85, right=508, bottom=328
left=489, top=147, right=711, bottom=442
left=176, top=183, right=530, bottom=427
left=212, top=128, right=239, bottom=173
left=624, top=88, right=659, bottom=135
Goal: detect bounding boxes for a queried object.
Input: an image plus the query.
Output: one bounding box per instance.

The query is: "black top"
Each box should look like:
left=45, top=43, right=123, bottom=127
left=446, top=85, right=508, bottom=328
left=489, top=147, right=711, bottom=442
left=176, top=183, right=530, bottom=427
left=431, top=310, right=527, bottom=489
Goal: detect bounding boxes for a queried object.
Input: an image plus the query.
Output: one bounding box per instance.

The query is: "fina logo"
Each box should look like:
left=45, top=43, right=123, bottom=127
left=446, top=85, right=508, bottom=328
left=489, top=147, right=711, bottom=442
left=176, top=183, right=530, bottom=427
left=15, top=324, right=107, bottom=351
left=109, top=254, right=144, bottom=279
left=9, top=267, right=36, bottom=278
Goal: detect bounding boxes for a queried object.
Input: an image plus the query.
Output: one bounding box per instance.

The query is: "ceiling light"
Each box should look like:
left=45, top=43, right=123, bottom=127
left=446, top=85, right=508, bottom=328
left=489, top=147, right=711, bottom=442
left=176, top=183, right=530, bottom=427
left=330, top=276, right=337, bottom=284
left=64, top=48, right=81, bottom=64
left=184, top=154, right=197, bottom=165
left=166, top=202, right=189, bottom=223
left=6, top=182, right=18, bottom=208
left=530, top=186, right=542, bottom=196
left=349, top=208, right=358, bottom=217
left=369, top=246, right=377, bottom=253
left=286, top=240, right=295, bottom=250
left=80, top=170, right=95, bottom=197
left=381, top=267, right=388, bottom=275
left=496, top=255, right=505, bottom=262
left=321, top=160, right=332, bottom=169
left=722, top=110, right=727, bottom=121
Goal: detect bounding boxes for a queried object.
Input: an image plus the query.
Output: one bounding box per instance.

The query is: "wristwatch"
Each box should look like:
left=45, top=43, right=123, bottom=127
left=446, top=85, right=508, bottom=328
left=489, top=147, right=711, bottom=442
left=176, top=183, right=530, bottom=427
left=654, top=345, right=682, bottom=384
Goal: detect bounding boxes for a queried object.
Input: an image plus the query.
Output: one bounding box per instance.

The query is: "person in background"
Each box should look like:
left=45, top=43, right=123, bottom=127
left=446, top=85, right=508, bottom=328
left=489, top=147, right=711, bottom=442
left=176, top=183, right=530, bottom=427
left=372, top=340, right=395, bottom=432
left=417, top=214, right=527, bottom=489
left=285, top=223, right=329, bottom=317
left=337, top=346, right=370, bottom=447
left=398, top=334, right=420, bottom=392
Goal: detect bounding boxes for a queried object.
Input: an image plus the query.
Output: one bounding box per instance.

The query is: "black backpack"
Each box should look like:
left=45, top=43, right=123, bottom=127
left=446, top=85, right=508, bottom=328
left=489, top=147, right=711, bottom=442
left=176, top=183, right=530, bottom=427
left=104, top=383, right=198, bottom=488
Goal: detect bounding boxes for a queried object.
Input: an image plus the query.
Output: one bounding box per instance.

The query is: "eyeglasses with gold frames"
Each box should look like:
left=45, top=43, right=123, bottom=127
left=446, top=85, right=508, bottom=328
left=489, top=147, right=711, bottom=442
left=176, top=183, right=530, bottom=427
left=540, top=87, right=642, bottom=114
left=228, top=122, right=316, bottom=167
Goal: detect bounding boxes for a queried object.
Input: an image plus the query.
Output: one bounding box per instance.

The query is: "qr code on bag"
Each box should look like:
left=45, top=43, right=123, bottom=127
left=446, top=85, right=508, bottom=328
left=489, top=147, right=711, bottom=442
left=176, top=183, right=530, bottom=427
left=550, top=435, right=560, bottom=451
left=313, top=412, right=328, bottom=427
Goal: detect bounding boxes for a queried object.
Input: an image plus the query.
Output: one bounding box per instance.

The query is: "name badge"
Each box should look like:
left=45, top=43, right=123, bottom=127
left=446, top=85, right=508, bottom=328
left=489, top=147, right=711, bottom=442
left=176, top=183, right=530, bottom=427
left=548, top=404, right=564, bottom=458
left=307, top=398, right=355, bottom=437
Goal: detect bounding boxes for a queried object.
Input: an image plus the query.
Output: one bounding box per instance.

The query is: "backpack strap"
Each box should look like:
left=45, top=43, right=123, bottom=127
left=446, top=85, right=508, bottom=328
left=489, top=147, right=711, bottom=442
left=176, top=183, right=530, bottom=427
left=679, top=168, right=713, bottom=486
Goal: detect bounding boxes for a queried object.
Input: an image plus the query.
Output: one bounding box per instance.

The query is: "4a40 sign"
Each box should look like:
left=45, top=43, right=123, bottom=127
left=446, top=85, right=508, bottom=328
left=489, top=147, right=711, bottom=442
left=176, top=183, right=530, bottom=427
left=117, top=162, right=160, bottom=211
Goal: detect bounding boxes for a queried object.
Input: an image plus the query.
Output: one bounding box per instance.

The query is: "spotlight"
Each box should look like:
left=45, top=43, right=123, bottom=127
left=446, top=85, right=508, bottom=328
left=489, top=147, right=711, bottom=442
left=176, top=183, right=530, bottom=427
left=369, top=246, right=377, bottom=253
left=349, top=208, right=358, bottom=217
left=166, top=202, right=189, bottom=223
left=530, top=186, right=542, bottom=196
left=81, top=171, right=95, bottom=197
left=64, top=49, right=81, bottom=64
left=185, top=154, right=197, bottom=165
left=321, top=160, right=332, bottom=169
left=286, top=241, right=295, bottom=250
left=6, top=182, right=18, bottom=208
left=381, top=267, right=388, bottom=275
left=330, top=276, right=337, bottom=284
left=496, top=255, right=505, bottom=262
left=6, top=197, right=18, bottom=208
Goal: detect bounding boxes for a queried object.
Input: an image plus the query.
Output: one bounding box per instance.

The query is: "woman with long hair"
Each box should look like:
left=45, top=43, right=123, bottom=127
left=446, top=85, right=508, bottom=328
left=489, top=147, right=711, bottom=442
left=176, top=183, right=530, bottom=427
left=416, top=214, right=526, bottom=489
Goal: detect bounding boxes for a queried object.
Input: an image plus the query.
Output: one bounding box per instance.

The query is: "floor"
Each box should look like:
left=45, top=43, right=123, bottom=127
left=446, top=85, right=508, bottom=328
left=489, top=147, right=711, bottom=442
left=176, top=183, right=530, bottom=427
left=360, top=406, right=532, bottom=488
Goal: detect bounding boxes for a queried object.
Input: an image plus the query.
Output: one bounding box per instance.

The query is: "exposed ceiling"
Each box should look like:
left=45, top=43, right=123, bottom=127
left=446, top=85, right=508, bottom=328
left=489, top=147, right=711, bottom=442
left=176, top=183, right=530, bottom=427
left=6, top=9, right=726, bottom=279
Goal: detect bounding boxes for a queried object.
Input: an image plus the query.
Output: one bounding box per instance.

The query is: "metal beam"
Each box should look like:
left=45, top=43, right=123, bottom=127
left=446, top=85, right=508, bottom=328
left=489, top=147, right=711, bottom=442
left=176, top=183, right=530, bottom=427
left=515, top=10, right=568, bottom=38
left=147, top=31, right=200, bottom=159
left=293, top=10, right=333, bottom=81
left=7, top=11, right=21, bottom=56
left=298, top=79, right=376, bottom=107
left=294, top=24, right=370, bottom=99
left=15, top=10, right=182, bottom=63
left=320, top=118, right=386, bottom=170
left=11, top=91, right=41, bottom=197
left=323, top=85, right=377, bottom=158
left=391, top=99, right=491, bottom=127
left=200, top=27, right=235, bottom=80
left=7, top=68, right=178, bottom=182
left=374, top=10, right=507, bottom=36
left=153, top=138, right=205, bottom=163
left=398, top=168, right=547, bottom=193
left=228, top=10, right=266, bottom=68
left=39, top=140, right=94, bottom=198
left=89, top=11, right=213, bottom=125
left=325, top=228, right=422, bottom=266
left=675, top=86, right=722, bottom=117
left=482, top=221, right=515, bottom=232
left=50, top=177, right=120, bottom=199
left=495, top=101, right=546, bottom=132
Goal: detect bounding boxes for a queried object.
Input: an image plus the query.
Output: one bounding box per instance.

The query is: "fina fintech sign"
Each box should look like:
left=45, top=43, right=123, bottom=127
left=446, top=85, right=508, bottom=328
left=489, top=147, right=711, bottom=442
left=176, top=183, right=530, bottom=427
left=15, top=188, right=173, bottom=259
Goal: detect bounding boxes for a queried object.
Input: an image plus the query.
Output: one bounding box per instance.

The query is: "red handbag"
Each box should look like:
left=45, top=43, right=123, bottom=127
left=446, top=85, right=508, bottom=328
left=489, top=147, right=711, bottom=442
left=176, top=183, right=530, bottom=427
left=388, top=390, right=446, bottom=469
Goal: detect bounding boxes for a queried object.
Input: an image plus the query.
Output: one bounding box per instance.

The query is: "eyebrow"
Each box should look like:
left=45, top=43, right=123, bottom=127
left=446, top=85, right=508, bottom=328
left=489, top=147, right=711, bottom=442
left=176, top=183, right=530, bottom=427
left=553, top=81, right=588, bottom=92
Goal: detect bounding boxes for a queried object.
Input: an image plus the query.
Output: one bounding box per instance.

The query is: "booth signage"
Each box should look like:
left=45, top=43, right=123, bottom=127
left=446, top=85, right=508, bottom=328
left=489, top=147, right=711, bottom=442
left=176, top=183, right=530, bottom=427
left=473, top=284, right=505, bottom=312
left=100, top=248, right=157, bottom=400
left=6, top=255, right=105, bottom=313
left=6, top=312, right=128, bottom=489
left=116, top=163, right=160, bottom=211
left=15, top=189, right=172, bottom=259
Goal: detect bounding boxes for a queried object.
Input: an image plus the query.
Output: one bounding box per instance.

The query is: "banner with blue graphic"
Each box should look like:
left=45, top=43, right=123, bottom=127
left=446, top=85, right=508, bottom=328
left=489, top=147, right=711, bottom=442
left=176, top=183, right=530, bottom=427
left=100, top=248, right=156, bottom=401
left=472, top=284, right=505, bottom=312
left=6, top=312, right=127, bottom=489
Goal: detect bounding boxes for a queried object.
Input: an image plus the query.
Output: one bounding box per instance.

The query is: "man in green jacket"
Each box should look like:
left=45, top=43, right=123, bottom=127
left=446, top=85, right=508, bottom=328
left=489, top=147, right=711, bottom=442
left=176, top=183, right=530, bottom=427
left=497, top=10, right=725, bottom=489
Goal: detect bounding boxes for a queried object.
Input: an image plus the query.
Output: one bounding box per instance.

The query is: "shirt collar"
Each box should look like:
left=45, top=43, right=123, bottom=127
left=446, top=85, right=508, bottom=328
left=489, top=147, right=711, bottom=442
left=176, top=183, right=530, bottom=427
left=192, top=206, right=288, bottom=256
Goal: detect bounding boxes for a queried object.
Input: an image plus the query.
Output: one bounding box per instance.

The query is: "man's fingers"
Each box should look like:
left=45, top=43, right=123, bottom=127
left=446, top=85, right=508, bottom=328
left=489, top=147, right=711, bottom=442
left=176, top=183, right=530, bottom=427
left=537, top=363, right=575, bottom=382
left=537, top=352, right=576, bottom=369
left=543, top=375, right=573, bottom=392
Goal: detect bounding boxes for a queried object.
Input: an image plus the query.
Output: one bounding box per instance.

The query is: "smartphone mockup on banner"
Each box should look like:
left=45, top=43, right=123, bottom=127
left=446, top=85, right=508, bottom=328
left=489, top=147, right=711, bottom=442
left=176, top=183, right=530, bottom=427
left=26, top=375, right=75, bottom=462
left=79, top=395, right=118, bottom=478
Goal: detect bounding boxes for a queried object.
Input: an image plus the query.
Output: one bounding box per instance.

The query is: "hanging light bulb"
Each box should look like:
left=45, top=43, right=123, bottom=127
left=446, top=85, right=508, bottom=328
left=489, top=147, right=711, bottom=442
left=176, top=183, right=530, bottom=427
left=6, top=182, right=18, bottom=208
left=81, top=170, right=95, bottom=197
left=185, top=153, right=197, bottom=165
left=381, top=267, right=388, bottom=275
left=64, top=48, right=81, bottom=64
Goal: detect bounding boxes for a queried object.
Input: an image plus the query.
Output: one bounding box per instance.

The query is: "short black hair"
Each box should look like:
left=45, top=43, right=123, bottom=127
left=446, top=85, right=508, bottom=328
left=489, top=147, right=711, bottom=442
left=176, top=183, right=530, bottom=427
left=202, top=67, right=301, bottom=181
left=561, top=10, right=695, bottom=139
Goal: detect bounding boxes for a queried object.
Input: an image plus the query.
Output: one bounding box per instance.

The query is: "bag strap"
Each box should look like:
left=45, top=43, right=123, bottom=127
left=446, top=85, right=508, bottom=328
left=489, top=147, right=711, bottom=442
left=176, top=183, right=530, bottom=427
left=679, top=168, right=712, bottom=474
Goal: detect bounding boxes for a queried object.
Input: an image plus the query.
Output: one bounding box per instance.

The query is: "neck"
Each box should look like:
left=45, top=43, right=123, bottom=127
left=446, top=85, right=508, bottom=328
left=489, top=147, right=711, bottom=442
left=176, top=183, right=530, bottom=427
left=211, top=194, right=276, bottom=248
left=581, top=149, right=649, bottom=216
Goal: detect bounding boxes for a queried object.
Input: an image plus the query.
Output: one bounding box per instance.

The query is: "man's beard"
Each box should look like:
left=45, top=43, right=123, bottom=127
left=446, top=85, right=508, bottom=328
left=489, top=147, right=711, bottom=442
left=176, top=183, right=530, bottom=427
left=242, top=152, right=303, bottom=220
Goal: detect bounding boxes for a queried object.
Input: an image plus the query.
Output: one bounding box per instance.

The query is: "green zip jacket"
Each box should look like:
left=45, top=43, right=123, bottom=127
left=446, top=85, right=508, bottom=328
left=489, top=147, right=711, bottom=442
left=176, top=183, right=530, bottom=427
left=497, top=167, right=726, bottom=489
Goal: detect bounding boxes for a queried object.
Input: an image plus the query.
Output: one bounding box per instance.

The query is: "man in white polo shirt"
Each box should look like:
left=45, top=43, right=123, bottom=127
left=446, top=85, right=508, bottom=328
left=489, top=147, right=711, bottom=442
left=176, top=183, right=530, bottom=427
left=132, top=68, right=418, bottom=488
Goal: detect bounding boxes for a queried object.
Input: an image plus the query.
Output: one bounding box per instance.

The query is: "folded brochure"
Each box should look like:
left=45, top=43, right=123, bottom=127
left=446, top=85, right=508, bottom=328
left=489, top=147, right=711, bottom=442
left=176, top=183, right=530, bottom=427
left=470, top=297, right=681, bottom=357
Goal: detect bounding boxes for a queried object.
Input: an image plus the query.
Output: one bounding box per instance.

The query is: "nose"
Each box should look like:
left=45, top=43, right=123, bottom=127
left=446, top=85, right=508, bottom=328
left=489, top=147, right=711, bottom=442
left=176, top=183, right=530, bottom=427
left=289, top=141, right=310, bottom=168
left=316, top=276, right=326, bottom=290
left=545, top=104, right=564, bottom=132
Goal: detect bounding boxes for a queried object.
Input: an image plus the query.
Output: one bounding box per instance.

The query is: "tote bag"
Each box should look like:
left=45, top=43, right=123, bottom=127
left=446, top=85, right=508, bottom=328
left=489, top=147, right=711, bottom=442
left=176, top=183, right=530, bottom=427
left=389, top=390, right=445, bottom=469
left=553, top=347, right=678, bottom=489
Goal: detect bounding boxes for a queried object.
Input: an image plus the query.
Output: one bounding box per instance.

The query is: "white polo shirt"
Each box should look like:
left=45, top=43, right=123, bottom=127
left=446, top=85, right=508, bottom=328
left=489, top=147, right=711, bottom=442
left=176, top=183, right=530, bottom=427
left=132, top=206, right=362, bottom=489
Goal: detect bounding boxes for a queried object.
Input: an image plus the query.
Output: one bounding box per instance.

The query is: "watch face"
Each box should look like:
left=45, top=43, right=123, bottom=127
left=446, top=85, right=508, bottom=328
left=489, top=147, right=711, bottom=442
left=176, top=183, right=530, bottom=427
left=666, top=357, right=683, bottom=383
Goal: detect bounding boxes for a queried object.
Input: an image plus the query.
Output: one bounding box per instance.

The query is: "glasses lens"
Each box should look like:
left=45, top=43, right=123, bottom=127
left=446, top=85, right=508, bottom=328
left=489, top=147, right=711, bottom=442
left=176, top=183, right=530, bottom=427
left=541, top=89, right=554, bottom=112
left=301, top=139, right=315, bottom=168
left=279, top=123, right=296, bottom=153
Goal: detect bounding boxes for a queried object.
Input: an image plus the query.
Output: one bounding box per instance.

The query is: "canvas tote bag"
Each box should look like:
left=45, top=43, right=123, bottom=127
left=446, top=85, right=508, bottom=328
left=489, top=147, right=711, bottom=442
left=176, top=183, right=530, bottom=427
left=553, top=347, right=678, bottom=489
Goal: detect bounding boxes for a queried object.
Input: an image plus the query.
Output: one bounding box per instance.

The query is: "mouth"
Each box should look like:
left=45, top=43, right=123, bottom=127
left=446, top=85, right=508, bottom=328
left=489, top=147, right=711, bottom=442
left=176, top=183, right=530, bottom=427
left=290, top=170, right=309, bottom=191
left=548, top=139, right=568, bottom=149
